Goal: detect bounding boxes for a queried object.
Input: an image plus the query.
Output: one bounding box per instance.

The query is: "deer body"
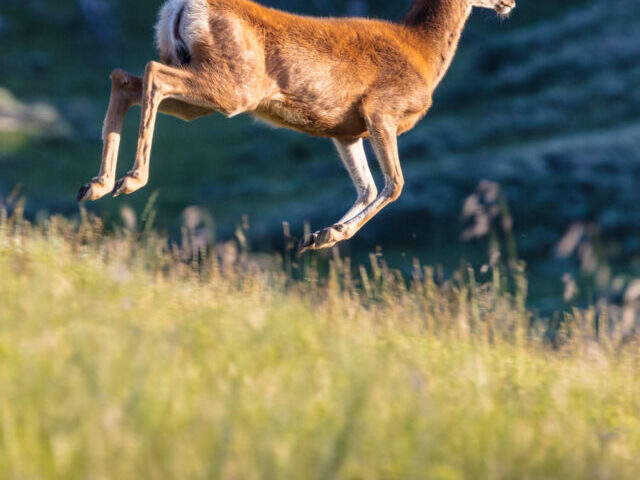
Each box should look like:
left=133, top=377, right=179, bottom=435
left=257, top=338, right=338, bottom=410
left=78, top=0, right=515, bottom=251
left=155, top=0, right=470, bottom=138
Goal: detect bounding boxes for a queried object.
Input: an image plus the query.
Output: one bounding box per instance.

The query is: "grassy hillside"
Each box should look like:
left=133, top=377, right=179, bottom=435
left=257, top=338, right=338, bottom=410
left=1, top=210, right=640, bottom=479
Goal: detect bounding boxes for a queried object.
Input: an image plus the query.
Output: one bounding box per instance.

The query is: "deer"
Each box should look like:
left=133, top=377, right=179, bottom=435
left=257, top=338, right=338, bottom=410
left=77, top=0, right=516, bottom=252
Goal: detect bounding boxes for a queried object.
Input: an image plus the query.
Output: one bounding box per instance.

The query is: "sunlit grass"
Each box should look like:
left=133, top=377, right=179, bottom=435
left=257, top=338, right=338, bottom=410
left=0, top=210, right=639, bottom=479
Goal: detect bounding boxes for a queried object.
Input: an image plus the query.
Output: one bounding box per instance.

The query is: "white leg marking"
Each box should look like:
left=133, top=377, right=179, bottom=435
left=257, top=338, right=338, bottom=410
left=333, top=138, right=378, bottom=224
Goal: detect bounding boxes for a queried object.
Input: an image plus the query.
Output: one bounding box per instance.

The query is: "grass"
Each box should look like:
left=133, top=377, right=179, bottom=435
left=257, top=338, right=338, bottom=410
left=1, top=208, right=639, bottom=479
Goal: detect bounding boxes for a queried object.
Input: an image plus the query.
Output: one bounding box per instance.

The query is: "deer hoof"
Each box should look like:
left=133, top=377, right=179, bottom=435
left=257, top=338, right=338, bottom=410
left=111, top=178, right=126, bottom=197
left=77, top=184, right=92, bottom=202
left=112, top=173, right=147, bottom=197
left=298, top=225, right=346, bottom=253
left=316, top=226, right=341, bottom=248
left=298, top=233, right=318, bottom=254
left=77, top=179, right=114, bottom=202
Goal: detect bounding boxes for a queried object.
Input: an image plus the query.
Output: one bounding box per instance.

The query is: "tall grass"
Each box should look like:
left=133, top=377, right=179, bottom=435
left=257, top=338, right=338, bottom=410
left=0, top=207, right=639, bottom=479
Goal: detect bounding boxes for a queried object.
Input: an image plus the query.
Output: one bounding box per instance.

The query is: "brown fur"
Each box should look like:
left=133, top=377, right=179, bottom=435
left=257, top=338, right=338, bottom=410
left=183, top=0, right=471, bottom=138
left=77, top=0, right=514, bottom=252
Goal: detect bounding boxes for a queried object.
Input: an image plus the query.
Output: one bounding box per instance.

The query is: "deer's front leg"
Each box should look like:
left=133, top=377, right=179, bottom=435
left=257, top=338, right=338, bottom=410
left=77, top=69, right=142, bottom=201
left=111, top=62, right=166, bottom=197
left=112, top=62, right=218, bottom=197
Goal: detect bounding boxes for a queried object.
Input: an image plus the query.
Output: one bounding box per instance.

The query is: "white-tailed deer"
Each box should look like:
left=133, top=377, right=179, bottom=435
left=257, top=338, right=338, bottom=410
left=77, top=0, right=515, bottom=252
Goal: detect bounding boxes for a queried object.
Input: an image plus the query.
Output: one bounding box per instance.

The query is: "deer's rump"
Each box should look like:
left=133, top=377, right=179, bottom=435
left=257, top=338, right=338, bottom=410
left=156, top=0, right=213, bottom=67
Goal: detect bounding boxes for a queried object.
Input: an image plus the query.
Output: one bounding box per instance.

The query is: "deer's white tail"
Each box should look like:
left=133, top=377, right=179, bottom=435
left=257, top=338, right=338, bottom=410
left=155, top=0, right=210, bottom=66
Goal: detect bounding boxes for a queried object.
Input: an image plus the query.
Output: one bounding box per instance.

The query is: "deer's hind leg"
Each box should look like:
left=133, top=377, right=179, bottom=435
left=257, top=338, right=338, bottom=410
left=77, top=68, right=213, bottom=202
left=333, top=138, right=378, bottom=224
left=299, top=113, right=403, bottom=252
left=298, top=137, right=378, bottom=253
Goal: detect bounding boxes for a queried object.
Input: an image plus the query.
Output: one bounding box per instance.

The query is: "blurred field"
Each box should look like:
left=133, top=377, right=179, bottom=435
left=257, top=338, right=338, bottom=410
left=2, top=2, right=640, bottom=478
left=1, top=208, right=640, bottom=479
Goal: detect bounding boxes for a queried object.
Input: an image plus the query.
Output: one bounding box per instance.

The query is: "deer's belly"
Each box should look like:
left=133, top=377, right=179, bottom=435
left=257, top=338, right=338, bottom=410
left=252, top=98, right=367, bottom=138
